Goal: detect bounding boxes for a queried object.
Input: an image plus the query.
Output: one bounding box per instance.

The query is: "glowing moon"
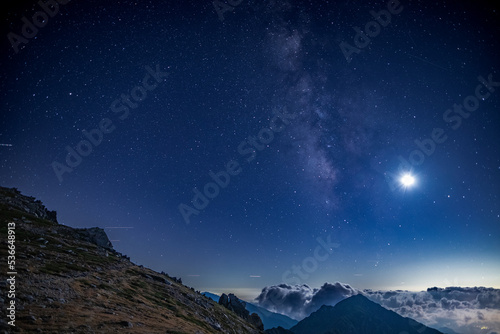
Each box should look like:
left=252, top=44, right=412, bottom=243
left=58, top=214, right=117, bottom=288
left=400, top=174, right=416, bottom=187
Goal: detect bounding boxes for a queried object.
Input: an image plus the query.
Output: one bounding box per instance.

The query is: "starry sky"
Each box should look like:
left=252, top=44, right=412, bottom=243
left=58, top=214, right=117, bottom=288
left=1, top=0, right=499, bottom=301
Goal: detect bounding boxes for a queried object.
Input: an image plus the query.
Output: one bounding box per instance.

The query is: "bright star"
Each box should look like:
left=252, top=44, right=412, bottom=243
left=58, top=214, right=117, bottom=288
left=400, top=173, right=416, bottom=187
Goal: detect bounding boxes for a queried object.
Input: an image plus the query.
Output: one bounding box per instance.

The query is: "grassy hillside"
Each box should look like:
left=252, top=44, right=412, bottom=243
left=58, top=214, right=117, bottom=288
left=0, top=187, right=263, bottom=333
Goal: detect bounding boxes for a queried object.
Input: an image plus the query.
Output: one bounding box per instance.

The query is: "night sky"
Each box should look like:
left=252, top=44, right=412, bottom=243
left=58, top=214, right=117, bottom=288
left=1, top=0, right=499, bottom=302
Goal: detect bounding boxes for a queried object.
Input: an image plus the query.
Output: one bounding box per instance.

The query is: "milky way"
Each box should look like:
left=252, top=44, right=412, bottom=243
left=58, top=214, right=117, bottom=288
left=1, top=1, right=499, bottom=321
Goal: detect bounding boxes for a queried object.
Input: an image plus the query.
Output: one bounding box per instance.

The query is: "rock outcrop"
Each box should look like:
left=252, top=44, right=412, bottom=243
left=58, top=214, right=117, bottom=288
left=250, top=312, right=265, bottom=331
left=0, top=186, right=113, bottom=250
left=219, top=293, right=248, bottom=318
left=0, top=186, right=264, bottom=333
left=0, top=186, right=57, bottom=223
left=219, top=293, right=265, bottom=330
left=75, top=227, right=113, bottom=249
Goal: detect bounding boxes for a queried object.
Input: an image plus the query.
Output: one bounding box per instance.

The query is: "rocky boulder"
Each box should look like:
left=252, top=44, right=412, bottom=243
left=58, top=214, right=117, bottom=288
left=249, top=312, right=265, bottom=331
left=219, top=293, right=264, bottom=330
left=0, top=186, right=58, bottom=223
left=75, top=227, right=113, bottom=250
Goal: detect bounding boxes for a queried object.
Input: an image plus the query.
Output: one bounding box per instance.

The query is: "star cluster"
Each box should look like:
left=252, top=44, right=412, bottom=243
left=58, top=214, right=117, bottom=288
left=0, top=0, right=499, bottom=299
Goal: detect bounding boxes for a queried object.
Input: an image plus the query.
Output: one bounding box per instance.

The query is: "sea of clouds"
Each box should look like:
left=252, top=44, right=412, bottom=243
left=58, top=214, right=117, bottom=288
left=256, top=282, right=500, bottom=334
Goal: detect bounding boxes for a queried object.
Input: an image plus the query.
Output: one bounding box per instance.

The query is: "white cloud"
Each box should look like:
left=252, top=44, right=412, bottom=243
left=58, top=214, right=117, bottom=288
left=255, top=282, right=359, bottom=320
left=365, top=287, right=500, bottom=334
left=256, top=283, right=500, bottom=333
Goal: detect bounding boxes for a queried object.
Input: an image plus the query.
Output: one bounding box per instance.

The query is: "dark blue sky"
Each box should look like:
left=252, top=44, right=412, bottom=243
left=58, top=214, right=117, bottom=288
left=1, top=0, right=499, bottom=299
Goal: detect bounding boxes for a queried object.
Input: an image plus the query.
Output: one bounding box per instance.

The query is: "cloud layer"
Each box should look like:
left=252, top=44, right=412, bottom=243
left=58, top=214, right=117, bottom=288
left=255, top=282, right=358, bottom=320
left=255, top=283, right=500, bottom=334
left=366, top=286, right=500, bottom=334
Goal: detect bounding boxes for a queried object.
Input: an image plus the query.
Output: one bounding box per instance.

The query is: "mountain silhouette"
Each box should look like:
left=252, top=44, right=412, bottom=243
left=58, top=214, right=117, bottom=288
left=289, top=294, right=443, bottom=334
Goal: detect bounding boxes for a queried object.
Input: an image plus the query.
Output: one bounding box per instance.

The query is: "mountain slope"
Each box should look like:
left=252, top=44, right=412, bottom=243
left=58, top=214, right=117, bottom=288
left=290, top=294, right=443, bottom=334
left=202, top=291, right=221, bottom=302
left=246, top=301, right=298, bottom=330
left=0, top=186, right=263, bottom=333
left=203, top=292, right=298, bottom=330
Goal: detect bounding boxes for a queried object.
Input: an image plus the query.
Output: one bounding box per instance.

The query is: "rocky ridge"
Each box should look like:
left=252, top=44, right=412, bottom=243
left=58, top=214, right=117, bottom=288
left=218, top=293, right=264, bottom=330
left=0, top=186, right=264, bottom=333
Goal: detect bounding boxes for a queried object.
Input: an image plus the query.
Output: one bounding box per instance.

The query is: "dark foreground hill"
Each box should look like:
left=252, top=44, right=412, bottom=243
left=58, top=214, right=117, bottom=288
left=0, top=186, right=263, bottom=333
left=289, top=294, right=443, bottom=334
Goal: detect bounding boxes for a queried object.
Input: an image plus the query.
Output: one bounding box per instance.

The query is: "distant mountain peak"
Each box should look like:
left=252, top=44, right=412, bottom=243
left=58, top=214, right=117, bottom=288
left=333, top=293, right=378, bottom=309
left=290, top=294, right=443, bottom=334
